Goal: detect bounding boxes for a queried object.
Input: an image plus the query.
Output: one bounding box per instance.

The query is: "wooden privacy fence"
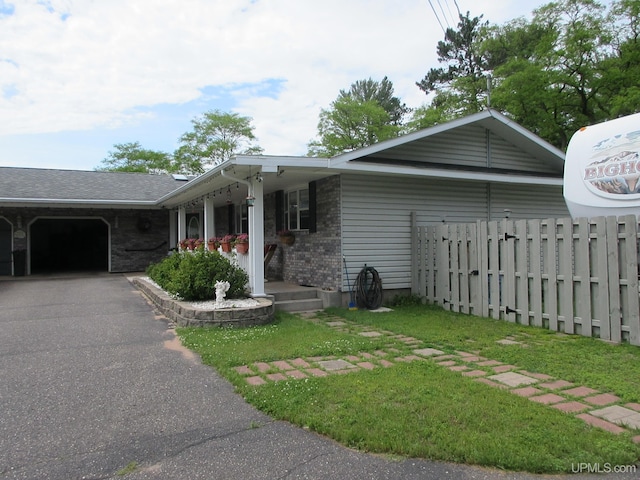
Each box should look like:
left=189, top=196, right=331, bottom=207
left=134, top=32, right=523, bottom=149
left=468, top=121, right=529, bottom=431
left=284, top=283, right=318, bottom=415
left=411, top=213, right=640, bottom=346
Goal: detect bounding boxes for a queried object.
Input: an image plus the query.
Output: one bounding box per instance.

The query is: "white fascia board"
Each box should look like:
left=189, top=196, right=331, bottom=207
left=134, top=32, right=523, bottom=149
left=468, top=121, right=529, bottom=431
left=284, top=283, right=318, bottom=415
left=0, top=198, right=161, bottom=208
left=334, top=162, right=563, bottom=186
left=233, top=155, right=329, bottom=168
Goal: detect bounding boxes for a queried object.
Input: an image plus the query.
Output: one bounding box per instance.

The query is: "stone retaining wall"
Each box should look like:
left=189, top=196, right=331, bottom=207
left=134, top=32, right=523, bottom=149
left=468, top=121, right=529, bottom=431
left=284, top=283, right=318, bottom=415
left=132, top=277, right=275, bottom=328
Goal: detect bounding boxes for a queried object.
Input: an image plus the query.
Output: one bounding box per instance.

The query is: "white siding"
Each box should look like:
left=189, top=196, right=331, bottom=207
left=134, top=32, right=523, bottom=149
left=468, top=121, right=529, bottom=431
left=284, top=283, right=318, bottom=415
left=341, top=175, right=569, bottom=291
left=489, top=184, right=570, bottom=219
left=367, top=125, right=560, bottom=175
left=341, top=174, right=488, bottom=290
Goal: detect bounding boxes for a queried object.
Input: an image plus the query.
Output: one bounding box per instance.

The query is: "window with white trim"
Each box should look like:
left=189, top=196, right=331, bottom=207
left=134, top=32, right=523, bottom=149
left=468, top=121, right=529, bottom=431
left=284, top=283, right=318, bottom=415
left=234, top=204, right=248, bottom=234
left=285, top=188, right=309, bottom=230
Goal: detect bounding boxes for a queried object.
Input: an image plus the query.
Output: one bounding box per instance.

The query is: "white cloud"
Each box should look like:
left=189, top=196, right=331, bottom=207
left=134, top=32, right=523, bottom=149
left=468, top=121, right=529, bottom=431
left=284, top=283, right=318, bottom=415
left=0, top=0, right=565, bottom=166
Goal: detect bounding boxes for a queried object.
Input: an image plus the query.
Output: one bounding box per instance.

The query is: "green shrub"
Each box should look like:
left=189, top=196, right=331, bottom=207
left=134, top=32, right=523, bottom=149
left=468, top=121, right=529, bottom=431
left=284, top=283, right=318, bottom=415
left=146, top=250, right=248, bottom=301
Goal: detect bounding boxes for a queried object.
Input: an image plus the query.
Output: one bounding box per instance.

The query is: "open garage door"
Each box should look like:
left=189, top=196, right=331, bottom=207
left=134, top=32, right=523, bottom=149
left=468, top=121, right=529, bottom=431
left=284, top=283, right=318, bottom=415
left=31, top=218, right=108, bottom=274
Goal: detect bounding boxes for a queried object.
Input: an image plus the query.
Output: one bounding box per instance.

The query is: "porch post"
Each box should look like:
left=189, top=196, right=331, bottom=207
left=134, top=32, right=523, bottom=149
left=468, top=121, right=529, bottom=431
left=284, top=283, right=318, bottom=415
left=177, top=206, right=187, bottom=242
left=249, top=178, right=265, bottom=297
left=203, top=196, right=215, bottom=242
left=169, top=210, right=177, bottom=249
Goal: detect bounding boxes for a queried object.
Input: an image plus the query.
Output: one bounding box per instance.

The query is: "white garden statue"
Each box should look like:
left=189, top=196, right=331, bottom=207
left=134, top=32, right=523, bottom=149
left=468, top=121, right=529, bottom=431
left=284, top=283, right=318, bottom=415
left=214, top=280, right=231, bottom=306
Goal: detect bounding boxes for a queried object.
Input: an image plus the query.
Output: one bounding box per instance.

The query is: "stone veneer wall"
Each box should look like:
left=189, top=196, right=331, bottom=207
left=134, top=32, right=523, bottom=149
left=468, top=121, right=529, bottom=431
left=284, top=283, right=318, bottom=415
left=0, top=207, right=170, bottom=273
left=264, top=175, right=342, bottom=291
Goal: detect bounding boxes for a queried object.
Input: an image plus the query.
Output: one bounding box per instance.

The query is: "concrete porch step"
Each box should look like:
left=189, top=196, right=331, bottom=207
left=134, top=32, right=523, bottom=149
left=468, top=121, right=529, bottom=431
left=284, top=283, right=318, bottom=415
left=265, top=283, right=323, bottom=312
left=274, top=297, right=324, bottom=312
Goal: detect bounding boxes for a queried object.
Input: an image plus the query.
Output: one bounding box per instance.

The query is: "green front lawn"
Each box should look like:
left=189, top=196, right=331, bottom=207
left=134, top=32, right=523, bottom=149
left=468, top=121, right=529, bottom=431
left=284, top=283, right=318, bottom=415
left=177, top=305, right=640, bottom=474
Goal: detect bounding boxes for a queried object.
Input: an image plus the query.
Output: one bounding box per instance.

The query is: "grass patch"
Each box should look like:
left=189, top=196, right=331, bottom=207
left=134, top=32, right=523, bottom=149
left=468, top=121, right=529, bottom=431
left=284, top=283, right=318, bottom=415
left=177, top=307, right=640, bottom=473
left=116, top=461, right=138, bottom=476
left=331, top=305, right=640, bottom=403
left=179, top=312, right=392, bottom=370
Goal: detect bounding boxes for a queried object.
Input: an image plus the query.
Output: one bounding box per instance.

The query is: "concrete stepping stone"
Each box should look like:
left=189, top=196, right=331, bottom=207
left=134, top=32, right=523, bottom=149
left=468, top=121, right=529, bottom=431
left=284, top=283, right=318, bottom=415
left=552, top=401, right=589, bottom=413
left=476, top=360, right=502, bottom=367
left=590, top=406, right=640, bottom=429
left=246, top=376, right=266, bottom=386
left=317, top=359, right=357, bottom=371
left=234, top=365, right=253, bottom=375
left=539, top=380, right=574, bottom=390
left=290, top=358, right=310, bottom=368
left=576, top=413, right=626, bottom=434
left=272, top=360, right=294, bottom=371
left=496, top=339, right=521, bottom=345
left=359, top=331, right=383, bottom=337
left=529, top=393, right=565, bottom=405
left=584, top=393, right=620, bottom=406
left=511, top=386, right=541, bottom=397
left=326, top=321, right=346, bottom=326
left=492, top=365, right=517, bottom=373
left=413, top=348, right=445, bottom=357
left=488, top=372, right=539, bottom=387
left=562, top=386, right=599, bottom=397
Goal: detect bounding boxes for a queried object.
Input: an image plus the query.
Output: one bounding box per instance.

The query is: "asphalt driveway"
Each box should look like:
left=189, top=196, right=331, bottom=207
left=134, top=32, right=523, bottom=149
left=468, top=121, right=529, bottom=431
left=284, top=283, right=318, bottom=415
left=0, top=274, right=632, bottom=480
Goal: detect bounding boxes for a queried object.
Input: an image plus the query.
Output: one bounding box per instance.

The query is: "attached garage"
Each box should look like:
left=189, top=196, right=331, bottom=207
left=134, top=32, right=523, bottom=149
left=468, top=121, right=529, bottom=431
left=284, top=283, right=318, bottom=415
left=30, top=218, right=109, bottom=273
left=0, top=168, right=188, bottom=276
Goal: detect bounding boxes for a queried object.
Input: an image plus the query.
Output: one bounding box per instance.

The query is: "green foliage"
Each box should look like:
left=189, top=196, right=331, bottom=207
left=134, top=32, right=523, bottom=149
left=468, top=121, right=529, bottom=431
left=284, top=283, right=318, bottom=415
left=308, top=78, right=404, bottom=156
left=338, top=76, right=409, bottom=126
left=96, top=142, right=176, bottom=174
left=146, top=250, right=248, bottom=301
left=174, top=110, right=263, bottom=173
left=416, top=12, right=491, bottom=116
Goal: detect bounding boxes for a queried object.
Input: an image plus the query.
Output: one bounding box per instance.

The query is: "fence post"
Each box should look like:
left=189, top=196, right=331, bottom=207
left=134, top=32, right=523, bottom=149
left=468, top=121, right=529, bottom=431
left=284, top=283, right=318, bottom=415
left=436, top=223, right=451, bottom=309
left=529, top=219, right=543, bottom=327
left=488, top=220, right=500, bottom=319
left=503, top=218, right=516, bottom=322
left=592, top=217, right=610, bottom=341
left=557, top=218, right=574, bottom=334
left=574, top=218, right=592, bottom=337
left=468, top=222, right=479, bottom=315
left=514, top=219, right=529, bottom=325
left=543, top=218, right=558, bottom=331
left=619, top=215, right=640, bottom=346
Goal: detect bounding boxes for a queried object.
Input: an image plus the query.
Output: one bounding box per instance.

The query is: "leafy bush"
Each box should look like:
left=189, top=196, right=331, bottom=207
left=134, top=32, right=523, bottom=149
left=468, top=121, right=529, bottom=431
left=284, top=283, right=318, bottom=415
left=146, top=250, right=248, bottom=301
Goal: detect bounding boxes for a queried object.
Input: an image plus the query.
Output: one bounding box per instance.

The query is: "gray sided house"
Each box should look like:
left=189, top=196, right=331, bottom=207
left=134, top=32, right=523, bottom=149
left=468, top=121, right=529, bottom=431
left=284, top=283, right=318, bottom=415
left=0, top=109, right=569, bottom=304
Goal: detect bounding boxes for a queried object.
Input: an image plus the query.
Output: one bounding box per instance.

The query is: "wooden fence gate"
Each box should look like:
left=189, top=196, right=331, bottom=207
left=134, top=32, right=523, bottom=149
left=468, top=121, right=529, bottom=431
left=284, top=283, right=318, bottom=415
left=411, top=213, right=640, bottom=346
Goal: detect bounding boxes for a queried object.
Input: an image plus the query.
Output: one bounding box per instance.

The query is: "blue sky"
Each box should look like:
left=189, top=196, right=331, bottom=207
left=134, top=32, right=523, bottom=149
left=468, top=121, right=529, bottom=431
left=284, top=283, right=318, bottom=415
left=0, top=0, right=581, bottom=171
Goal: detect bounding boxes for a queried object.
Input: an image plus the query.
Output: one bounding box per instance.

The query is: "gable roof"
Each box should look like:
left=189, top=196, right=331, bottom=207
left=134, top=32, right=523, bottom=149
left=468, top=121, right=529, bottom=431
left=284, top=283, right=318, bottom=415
left=0, top=167, right=188, bottom=207
left=329, top=108, right=565, bottom=173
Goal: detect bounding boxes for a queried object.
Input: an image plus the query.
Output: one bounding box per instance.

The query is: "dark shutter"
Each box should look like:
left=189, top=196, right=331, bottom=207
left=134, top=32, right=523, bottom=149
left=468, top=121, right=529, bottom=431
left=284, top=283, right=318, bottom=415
left=275, top=190, right=284, bottom=234
left=308, top=181, right=317, bottom=233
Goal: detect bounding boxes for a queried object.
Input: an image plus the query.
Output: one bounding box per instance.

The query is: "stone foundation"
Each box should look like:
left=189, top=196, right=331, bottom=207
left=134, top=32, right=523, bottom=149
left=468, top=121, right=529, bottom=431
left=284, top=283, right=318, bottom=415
left=132, top=277, right=275, bottom=327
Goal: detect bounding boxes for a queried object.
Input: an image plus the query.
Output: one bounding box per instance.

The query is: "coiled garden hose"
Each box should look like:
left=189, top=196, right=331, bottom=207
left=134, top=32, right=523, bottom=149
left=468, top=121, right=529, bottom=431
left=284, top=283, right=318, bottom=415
left=354, top=265, right=383, bottom=310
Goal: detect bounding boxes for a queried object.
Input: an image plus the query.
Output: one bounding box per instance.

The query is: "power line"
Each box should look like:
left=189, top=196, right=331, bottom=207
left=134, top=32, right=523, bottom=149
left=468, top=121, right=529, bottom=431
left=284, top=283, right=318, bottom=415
left=437, top=0, right=456, bottom=27
left=427, top=0, right=447, bottom=34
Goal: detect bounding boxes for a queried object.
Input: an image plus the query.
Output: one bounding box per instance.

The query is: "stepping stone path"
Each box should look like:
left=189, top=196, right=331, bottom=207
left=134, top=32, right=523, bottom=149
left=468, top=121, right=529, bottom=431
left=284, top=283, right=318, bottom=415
left=232, top=312, right=640, bottom=444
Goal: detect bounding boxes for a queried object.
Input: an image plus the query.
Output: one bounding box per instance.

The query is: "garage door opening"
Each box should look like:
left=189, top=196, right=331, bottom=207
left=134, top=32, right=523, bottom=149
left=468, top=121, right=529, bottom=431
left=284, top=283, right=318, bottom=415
left=31, top=218, right=108, bottom=274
